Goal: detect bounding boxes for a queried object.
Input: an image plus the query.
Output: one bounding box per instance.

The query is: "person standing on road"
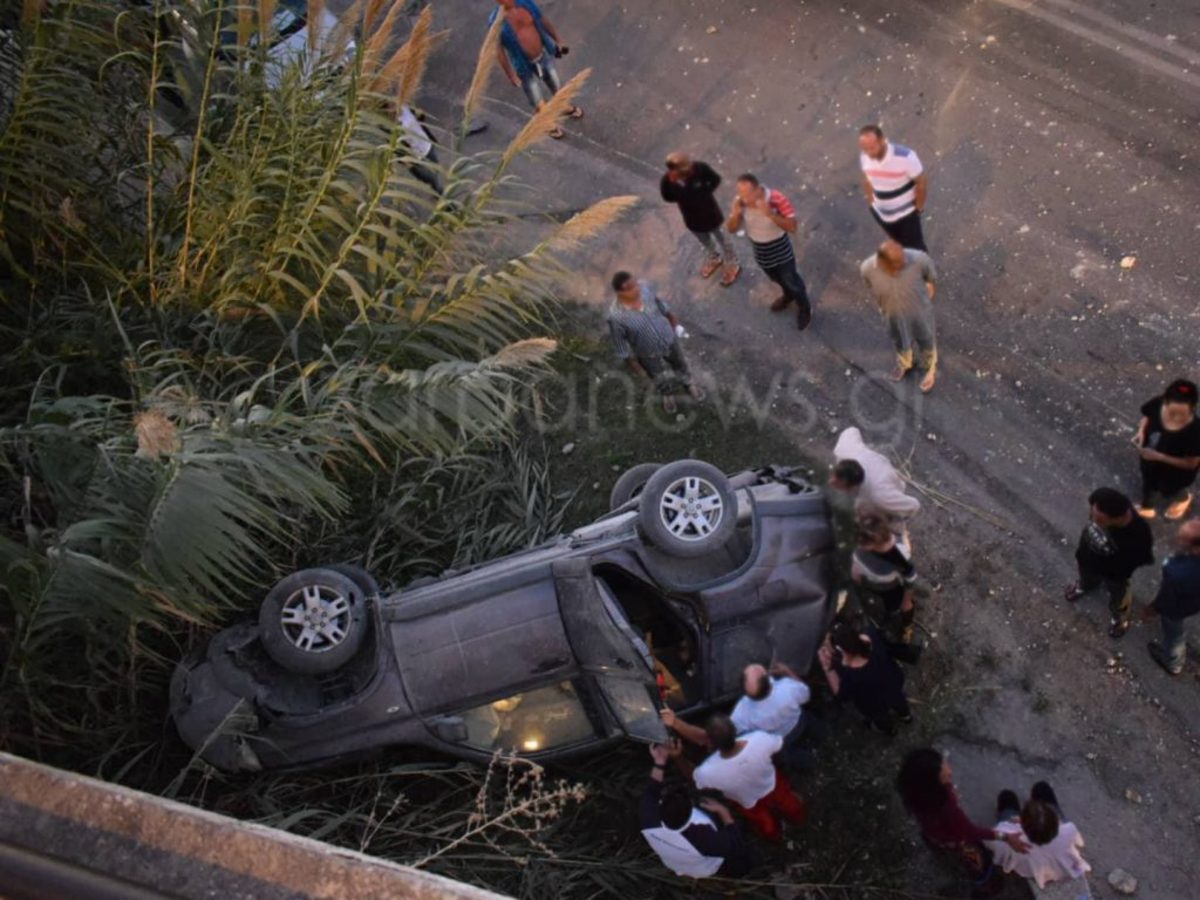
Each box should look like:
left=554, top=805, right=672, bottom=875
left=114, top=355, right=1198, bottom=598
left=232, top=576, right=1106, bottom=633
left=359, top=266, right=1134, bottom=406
left=852, top=512, right=919, bottom=645
left=1064, top=488, right=1154, bottom=639
left=1141, top=519, right=1200, bottom=675
left=818, top=623, right=911, bottom=735
left=661, top=662, right=819, bottom=771
left=860, top=240, right=939, bottom=392
left=691, top=714, right=807, bottom=842
left=490, top=0, right=583, bottom=140
left=606, top=271, right=705, bottom=415
left=859, top=124, right=929, bottom=251
left=830, top=427, right=922, bottom=539
left=726, top=173, right=812, bottom=330
left=1134, top=378, right=1200, bottom=520
left=640, top=742, right=752, bottom=879
left=896, top=748, right=1029, bottom=897
left=988, top=782, right=1092, bottom=894
left=660, top=153, right=741, bottom=287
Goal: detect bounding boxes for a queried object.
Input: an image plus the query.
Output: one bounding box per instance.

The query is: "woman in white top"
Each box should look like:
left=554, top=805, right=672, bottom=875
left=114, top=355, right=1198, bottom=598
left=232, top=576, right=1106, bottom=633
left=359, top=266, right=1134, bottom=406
left=988, top=782, right=1092, bottom=897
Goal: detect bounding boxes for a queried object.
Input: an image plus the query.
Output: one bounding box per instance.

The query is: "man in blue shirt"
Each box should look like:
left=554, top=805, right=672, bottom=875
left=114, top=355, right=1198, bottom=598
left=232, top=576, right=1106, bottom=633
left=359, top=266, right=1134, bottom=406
left=1144, top=519, right=1200, bottom=675
left=489, top=0, right=583, bottom=139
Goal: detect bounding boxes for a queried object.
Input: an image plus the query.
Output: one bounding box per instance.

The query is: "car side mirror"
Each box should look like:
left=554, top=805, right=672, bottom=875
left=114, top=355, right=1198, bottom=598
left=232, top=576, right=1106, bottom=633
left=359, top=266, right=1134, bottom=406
left=430, top=715, right=468, bottom=743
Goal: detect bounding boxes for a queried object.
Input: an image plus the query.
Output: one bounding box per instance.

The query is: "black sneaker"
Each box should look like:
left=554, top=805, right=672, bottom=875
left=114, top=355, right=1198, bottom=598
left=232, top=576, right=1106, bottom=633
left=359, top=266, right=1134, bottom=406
left=1109, top=618, right=1130, bottom=638
left=796, top=305, right=812, bottom=331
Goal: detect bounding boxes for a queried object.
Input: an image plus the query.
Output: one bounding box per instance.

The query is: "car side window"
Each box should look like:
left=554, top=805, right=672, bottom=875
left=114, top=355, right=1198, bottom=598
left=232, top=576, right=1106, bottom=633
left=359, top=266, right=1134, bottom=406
left=454, top=682, right=598, bottom=754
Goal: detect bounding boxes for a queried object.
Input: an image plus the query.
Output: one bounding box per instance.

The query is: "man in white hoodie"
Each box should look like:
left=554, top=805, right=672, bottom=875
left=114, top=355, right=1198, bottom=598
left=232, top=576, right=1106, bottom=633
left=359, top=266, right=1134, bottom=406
left=831, top=427, right=921, bottom=538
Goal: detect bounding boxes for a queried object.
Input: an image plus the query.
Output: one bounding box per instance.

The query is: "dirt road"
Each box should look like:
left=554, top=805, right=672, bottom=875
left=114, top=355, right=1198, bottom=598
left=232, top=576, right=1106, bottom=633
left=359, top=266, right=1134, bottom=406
left=408, top=1, right=1200, bottom=895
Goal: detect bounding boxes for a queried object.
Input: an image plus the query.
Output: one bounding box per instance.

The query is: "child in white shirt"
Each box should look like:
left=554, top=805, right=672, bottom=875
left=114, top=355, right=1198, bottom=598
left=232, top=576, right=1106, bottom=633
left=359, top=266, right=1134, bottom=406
left=988, top=783, right=1092, bottom=897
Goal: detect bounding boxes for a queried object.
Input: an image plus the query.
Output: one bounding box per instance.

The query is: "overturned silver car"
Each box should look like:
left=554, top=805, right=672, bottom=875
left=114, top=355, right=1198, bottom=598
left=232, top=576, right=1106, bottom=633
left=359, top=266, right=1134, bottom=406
left=170, top=460, right=836, bottom=772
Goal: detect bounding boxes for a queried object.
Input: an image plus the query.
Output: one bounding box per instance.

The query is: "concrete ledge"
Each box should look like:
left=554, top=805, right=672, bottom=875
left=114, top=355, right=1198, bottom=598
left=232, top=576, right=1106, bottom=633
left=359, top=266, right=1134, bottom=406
left=0, top=753, right=507, bottom=900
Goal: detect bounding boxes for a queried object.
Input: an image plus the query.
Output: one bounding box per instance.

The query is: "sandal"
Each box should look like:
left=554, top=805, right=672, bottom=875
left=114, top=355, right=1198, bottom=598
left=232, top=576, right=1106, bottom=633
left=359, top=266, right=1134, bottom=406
left=1165, top=493, right=1193, bottom=520
left=688, top=384, right=707, bottom=402
left=549, top=126, right=565, bottom=140
left=720, top=264, right=741, bottom=287
left=661, top=394, right=678, bottom=414
left=568, top=105, right=584, bottom=119
left=920, top=369, right=936, bottom=393
left=1108, top=618, right=1130, bottom=639
left=699, top=259, right=721, bottom=279
left=1063, top=583, right=1085, bottom=603
left=889, top=364, right=911, bottom=382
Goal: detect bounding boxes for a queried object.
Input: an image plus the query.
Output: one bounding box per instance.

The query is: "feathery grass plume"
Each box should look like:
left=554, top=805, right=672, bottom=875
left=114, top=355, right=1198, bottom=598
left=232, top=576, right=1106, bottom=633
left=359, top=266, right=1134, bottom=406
left=134, top=409, right=180, bottom=459
left=483, top=338, right=558, bottom=370
left=462, top=15, right=503, bottom=140
left=306, top=0, right=326, bottom=53
left=237, top=3, right=253, bottom=47
left=361, top=0, right=387, bottom=35
left=501, top=69, right=589, bottom=168
left=548, top=195, right=639, bottom=251
left=397, top=7, right=436, bottom=105
left=363, top=0, right=405, bottom=79
left=329, top=0, right=363, bottom=62
left=257, top=0, right=278, bottom=45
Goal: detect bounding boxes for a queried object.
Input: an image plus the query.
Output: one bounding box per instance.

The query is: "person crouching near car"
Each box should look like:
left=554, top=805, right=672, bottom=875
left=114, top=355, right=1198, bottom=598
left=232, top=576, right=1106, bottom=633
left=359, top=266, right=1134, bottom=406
left=852, top=511, right=919, bottom=645
left=640, top=742, right=751, bottom=879
left=690, top=714, right=806, bottom=842
left=661, top=663, right=820, bottom=773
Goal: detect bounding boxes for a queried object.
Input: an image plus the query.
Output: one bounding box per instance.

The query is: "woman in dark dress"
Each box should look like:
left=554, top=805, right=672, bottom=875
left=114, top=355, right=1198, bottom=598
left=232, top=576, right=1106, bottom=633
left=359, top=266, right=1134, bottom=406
left=817, top=623, right=910, bottom=735
left=1136, top=378, right=1200, bottom=520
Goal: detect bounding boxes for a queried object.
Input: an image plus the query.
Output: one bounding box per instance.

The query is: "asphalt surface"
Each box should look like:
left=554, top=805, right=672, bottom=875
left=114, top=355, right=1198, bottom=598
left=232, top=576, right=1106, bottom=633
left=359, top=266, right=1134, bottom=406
left=407, top=1, right=1200, bottom=896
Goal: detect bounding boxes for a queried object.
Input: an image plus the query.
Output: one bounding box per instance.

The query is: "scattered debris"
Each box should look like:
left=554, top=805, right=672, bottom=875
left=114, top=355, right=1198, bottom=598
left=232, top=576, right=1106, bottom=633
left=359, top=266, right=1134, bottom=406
left=1124, top=788, right=1142, bottom=805
left=1107, top=868, right=1138, bottom=894
left=1120, top=255, right=1137, bottom=269
left=705, top=25, right=718, bottom=34
left=561, top=442, right=575, bottom=455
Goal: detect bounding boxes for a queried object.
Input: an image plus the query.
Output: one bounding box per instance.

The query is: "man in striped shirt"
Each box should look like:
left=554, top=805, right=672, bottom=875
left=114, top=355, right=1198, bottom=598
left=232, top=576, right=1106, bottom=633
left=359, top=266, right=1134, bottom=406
left=727, top=174, right=812, bottom=330
left=607, top=271, right=705, bottom=414
left=859, top=125, right=929, bottom=252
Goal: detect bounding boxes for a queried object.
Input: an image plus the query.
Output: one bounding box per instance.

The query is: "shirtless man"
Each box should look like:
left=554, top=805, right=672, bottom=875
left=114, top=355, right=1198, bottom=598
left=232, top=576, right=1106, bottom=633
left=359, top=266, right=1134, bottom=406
left=489, top=0, right=583, bottom=139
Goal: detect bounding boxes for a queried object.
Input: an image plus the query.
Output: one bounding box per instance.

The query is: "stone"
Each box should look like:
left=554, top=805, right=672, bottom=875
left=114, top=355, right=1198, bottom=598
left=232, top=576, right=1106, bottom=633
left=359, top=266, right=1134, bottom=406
left=1107, top=868, right=1138, bottom=894
left=561, top=442, right=575, bottom=455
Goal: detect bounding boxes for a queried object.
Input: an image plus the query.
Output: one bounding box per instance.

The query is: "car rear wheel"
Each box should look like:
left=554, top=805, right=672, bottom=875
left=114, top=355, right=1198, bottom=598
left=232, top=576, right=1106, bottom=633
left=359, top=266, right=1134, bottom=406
left=637, top=460, right=737, bottom=558
left=259, top=568, right=368, bottom=675
left=609, top=462, right=661, bottom=510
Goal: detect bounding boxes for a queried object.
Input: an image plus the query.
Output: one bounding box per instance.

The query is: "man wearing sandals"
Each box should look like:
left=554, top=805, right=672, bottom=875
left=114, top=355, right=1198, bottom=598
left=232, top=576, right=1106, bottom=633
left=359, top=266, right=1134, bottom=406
left=607, top=271, right=705, bottom=415
left=1065, top=488, right=1154, bottom=639
left=661, top=153, right=741, bottom=287
left=491, top=0, right=583, bottom=140
left=860, top=240, right=939, bottom=393
left=1142, top=519, right=1200, bottom=676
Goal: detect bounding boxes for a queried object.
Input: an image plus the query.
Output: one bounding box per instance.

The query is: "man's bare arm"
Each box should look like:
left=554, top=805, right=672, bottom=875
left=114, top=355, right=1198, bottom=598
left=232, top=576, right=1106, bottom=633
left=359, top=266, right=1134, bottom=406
left=913, top=173, right=928, bottom=212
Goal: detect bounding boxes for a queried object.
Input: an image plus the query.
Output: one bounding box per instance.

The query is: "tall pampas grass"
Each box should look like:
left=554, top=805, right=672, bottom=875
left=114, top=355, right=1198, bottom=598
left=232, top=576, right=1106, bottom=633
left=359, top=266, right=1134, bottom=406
left=483, top=338, right=559, bottom=370
left=369, top=5, right=435, bottom=103
left=363, top=0, right=406, bottom=79
left=548, top=195, right=639, bottom=251
left=461, top=15, right=502, bottom=142
left=306, top=0, right=326, bottom=53
left=500, top=69, right=589, bottom=168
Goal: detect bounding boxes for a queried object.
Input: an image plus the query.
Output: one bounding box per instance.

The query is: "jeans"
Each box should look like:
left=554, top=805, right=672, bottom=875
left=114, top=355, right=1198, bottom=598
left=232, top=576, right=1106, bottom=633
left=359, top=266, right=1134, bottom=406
left=637, top=342, right=691, bottom=394
left=1160, top=615, right=1187, bottom=670
left=1077, top=565, right=1132, bottom=621
left=519, top=54, right=562, bottom=108
left=886, top=306, right=937, bottom=372
left=762, top=261, right=811, bottom=314
left=778, top=712, right=827, bottom=770
left=872, top=208, right=928, bottom=252
left=693, top=228, right=738, bottom=266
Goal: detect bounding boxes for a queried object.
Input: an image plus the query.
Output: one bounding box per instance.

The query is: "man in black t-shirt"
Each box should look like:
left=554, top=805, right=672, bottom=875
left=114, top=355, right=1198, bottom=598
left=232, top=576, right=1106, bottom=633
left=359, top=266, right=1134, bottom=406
left=661, top=153, right=741, bottom=287
left=1065, top=488, right=1154, bottom=638
left=1135, top=378, right=1200, bottom=520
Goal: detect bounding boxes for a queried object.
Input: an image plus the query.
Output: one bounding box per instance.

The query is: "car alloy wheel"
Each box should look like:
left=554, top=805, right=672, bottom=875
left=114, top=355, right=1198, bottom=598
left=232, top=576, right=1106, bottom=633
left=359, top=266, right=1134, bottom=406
left=658, top=475, right=725, bottom=540
left=279, top=583, right=353, bottom=653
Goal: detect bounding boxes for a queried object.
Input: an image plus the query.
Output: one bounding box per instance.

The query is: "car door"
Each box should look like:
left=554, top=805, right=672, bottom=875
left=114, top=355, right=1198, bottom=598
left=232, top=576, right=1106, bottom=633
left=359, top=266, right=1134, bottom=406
left=552, top=558, right=669, bottom=744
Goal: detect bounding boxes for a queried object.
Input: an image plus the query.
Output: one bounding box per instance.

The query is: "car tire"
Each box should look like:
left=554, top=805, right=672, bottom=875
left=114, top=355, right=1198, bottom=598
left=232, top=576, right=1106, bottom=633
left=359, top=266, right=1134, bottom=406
left=609, top=462, right=661, bottom=510
left=323, top=563, right=381, bottom=600
left=258, top=568, right=369, bottom=675
left=637, top=460, right=738, bottom=558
